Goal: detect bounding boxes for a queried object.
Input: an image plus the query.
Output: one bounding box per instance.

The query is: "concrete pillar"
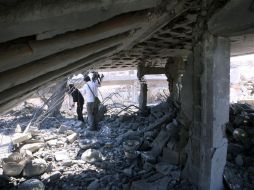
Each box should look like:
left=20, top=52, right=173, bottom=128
left=138, top=80, right=148, bottom=114
left=184, top=32, right=230, bottom=189
left=180, top=54, right=193, bottom=123
left=165, top=57, right=184, bottom=101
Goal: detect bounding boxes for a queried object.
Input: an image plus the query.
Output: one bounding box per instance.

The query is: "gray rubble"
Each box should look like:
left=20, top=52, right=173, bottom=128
left=0, top=100, right=196, bottom=190
left=224, top=103, right=254, bottom=190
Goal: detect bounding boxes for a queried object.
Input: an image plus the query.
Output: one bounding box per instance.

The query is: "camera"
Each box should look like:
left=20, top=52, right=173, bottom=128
left=91, top=71, right=104, bottom=83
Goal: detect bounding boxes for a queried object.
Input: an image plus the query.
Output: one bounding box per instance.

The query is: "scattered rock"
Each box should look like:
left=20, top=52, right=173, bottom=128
left=87, top=179, right=100, bottom=190
left=54, top=150, right=70, bottom=161
left=23, top=158, right=47, bottom=177
left=0, top=101, right=187, bottom=189
left=155, top=162, right=176, bottom=176
left=123, top=167, right=133, bottom=177
left=66, top=132, right=78, bottom=143
left=235, top=155, right=244, bottom=166
left=160, top=147, right=180, bottom=165
left=11, top=133, right=32, bottom=145
left=20, top=143, right=45, bottom=153
left=47, top=139, right=58, bottom=146
left=226, top=103, right=254, bottom=188
left=81, top=149, right=102, bottom=163
left=62, top=160, right=74, bottom=167
left=19, top=179, right=45, bottom=190
left=2, top=152, right=27, bottom=176
left=57, top=125, right=68, bottom=134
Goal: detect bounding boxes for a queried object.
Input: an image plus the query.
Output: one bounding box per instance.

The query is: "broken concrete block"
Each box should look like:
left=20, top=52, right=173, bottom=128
left=79, top=139, right=101, bottom=150
left=11, top=133, right=32, bottom=145
left=18, top=179, right=45, bottom=190
left=123, top=167, right=133, bottom=177
left=43, top=135, right=57, bottom=141
left=87, top=179, right=100, bottom=190
left=235, top=154, right=244, bottom=166
left=29, top=127, right=41, bottom=136
left=124, top=150, right=138, bottom=159
left=23, top=158, right=47, bottom=177
left=2, top=152, right=27, bottom=177
left=54, top=150, right=70, bottom=161
left=160, top=147, right=180, bottom=165
left=66, top=132, right=78, bottom=143
left=15, top=124, right=22, bottom=133
left=81, top=149, right=102, bottom=163
left=47, top=139, right=58, bottom=146
left=62, top=160, right=74, bottom=167
left=155, top=162, right=176, bottom=176
left=150, top=128, right=171, bottom=157
left=20, top=143, right=45, bottom=153
left=57, top=125, right=68, bottom=134
left=140, top=152, right=156, bottom=163
left=123, top=139, right=140, bottom=151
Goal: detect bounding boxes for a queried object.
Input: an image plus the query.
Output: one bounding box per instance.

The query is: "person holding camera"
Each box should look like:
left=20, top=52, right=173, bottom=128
left=82, top=73, right=103, bottom=131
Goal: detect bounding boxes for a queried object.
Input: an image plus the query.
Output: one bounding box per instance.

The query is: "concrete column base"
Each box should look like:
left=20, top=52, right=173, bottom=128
left=183, top=32, right=230, bottom=190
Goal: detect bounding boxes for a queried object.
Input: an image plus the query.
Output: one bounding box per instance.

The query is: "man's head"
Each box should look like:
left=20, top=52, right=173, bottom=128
left=68, top=84, right=75, bottom=91
left=84, top=75, right=91, bottom=82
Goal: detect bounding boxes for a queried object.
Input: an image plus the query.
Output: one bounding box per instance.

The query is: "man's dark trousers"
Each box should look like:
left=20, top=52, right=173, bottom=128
left=77, top=102, right=84, bottom=122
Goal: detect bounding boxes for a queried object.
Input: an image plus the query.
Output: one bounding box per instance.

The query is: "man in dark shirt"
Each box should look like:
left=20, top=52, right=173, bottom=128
left=68, top=84, right=84, bottom=122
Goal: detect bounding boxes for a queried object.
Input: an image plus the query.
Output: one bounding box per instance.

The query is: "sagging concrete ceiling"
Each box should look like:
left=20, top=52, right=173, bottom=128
left=0, top=0, right=195, bottom=113
left=209, top=0, right=254, bottom=56
left=0, top=0, right=254, bottom=113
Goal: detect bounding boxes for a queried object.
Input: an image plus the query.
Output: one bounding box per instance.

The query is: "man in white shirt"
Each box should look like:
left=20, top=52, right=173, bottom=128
left=82, top=75, right=101, bottom=130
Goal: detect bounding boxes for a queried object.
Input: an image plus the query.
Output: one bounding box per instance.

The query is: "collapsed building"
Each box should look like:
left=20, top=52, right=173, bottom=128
left=0, top=0, right=254, bottom=189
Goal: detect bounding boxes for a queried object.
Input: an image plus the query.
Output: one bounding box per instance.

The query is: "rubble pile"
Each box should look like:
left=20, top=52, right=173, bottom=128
left=0, top=100, right=195, bottom=190
left=225, top=103, right=254, bottom=190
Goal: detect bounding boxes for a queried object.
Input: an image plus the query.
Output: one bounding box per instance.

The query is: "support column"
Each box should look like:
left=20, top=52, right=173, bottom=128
left=165, top=57, right=184, bottom=101
left=184, top=32, right=230, bottom=189
left=137, top=62, right=148, bottom=114
left=138, top=80, right=148, bottom=114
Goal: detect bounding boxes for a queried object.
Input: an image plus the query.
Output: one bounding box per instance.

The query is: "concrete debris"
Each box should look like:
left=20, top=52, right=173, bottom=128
left=11, top=133, right=32, bottom=145
left=18, top=179, right=45, bottom=190
left=15, top=124, right=22, bottom=133
left=87, top=179, right=100, bottom=190
left=234, top=154, right=244, bottom=166
left=2, top=153, right=27, bottom=176
left=66, top=132, right=78, bottom=143
left=57, top=125, right=69, bottom=134
left=54, top=150, right=70, bottom=161
left=224, top=103, right=254, bottom=189
left=155, top=162, right=179, bottom=176
left=123, top=167, right=133, bottom=177
left=46, top=139, right=58, bottom=146
left=160, top=147, right=180, bottom=165
left=79, top=138, right=100, bottom=150
left=0, top=100, right=195, bottom=189
left=81, top=149, right=103, bottom=163
left=20, top=142, right=45, bottom=153
left=23, top=158, right=47, bottom=177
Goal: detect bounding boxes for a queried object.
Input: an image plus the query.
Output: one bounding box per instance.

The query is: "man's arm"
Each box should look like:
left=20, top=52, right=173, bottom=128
left=95, top=80, right=101, bottom=87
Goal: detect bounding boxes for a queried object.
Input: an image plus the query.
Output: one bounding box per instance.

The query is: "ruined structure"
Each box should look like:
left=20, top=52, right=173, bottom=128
left=1, top=0, right=254, bottom=189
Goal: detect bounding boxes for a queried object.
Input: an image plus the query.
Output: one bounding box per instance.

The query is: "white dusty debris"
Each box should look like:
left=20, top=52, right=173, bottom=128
left=0, top=101, right=197, bottom=190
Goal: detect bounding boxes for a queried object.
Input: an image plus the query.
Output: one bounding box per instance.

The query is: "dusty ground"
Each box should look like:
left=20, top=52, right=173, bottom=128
left=0, top=100, right=196, bottom=190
